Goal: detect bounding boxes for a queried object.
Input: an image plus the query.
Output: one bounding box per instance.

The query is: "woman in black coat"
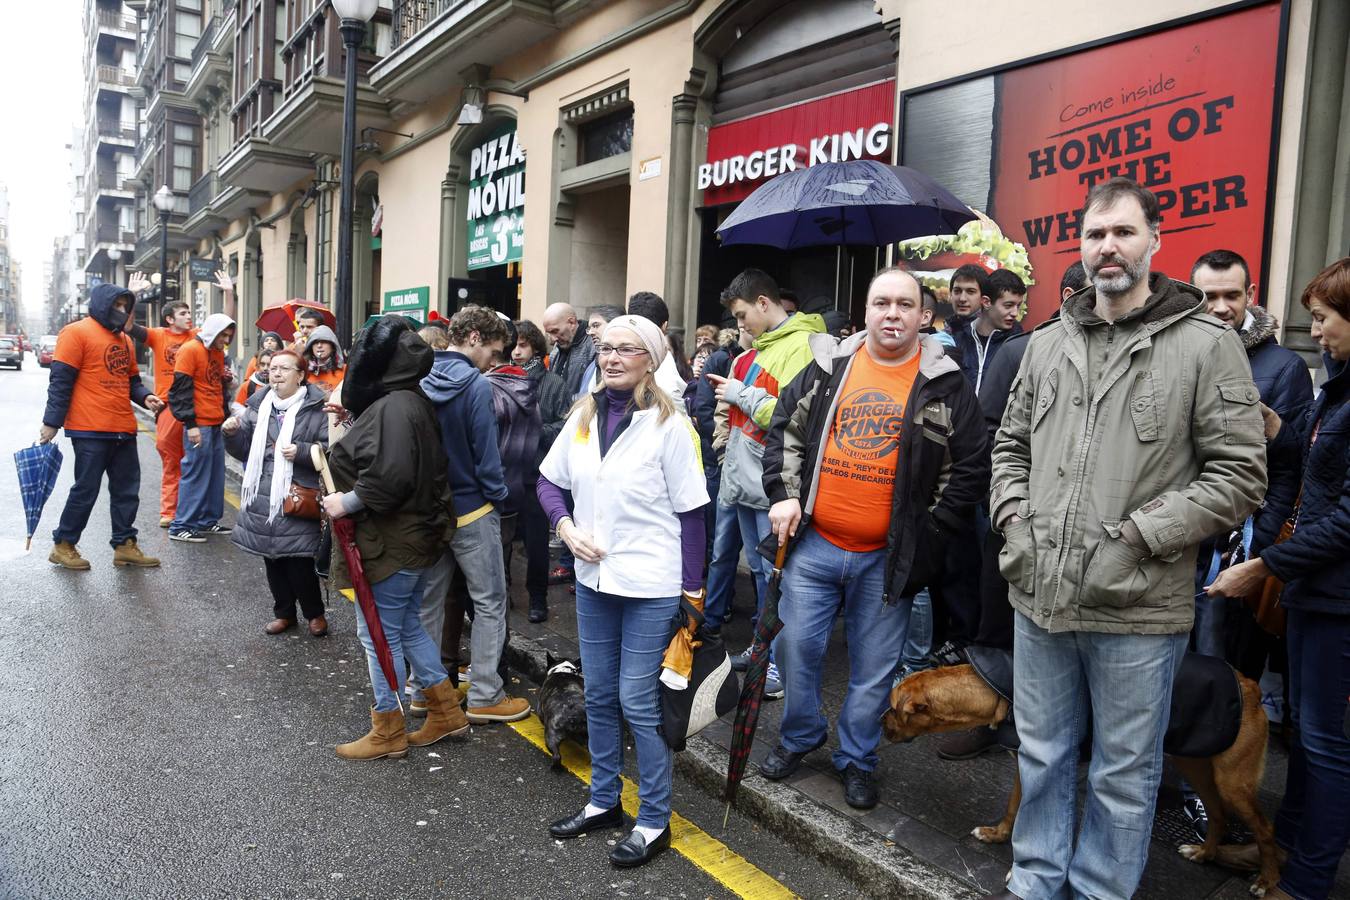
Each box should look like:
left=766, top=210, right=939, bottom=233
left=223, top=349, right=330, bottom=636
left=1208, top=257, right=1350, bottom=900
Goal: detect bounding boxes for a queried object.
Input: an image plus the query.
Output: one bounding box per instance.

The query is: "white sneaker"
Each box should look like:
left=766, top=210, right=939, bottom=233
left=765, top=662, right=784, bottom=700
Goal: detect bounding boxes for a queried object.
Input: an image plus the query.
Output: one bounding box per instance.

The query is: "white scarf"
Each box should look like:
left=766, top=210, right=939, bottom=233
left=240, top=386, right=307, bottom=523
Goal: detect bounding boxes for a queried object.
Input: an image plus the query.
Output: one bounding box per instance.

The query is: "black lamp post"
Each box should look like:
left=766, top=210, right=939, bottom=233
left=152, top=184, right=175, bottom=308
left=332, top=0, right=378, bottom=349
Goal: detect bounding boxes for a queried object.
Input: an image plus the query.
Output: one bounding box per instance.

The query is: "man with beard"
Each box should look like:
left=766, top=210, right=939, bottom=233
left=541, top=303, right=595, bottom=399
left=987, top=177, right=1267, bottom=900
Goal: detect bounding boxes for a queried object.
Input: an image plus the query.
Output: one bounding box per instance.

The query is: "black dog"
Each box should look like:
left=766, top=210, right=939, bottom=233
left=539, top=656, right=587, bottom=769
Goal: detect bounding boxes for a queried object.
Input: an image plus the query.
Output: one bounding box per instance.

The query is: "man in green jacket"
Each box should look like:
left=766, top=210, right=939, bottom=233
left=988, top=177, right=1267, bottom=900
left=705, top=268, right=825, bottom=695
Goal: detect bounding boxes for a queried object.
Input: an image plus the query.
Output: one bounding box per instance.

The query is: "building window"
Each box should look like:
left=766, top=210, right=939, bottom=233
left=313, top=187, right=331, bottom=305
left=579, top=108, right=633, bottom=164
left=172, top=123, right=200, bottom=192
left=175, top=5, right=203, bottom=59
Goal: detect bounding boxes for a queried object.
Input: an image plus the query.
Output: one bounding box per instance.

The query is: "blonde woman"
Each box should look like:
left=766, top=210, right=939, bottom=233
left=536, top=314, right=708, bottom=868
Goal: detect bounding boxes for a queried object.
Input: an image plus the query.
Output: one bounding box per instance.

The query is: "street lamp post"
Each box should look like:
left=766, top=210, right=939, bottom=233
left=331, top=0, right=378, bottom=349
left=152, top=185, right=176, bottom=314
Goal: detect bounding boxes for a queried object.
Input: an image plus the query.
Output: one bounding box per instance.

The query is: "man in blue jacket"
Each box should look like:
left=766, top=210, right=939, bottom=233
left=419, top=306, right=529, bottom=724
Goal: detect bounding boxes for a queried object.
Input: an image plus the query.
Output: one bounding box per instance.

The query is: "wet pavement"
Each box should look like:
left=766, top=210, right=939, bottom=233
left=0, top=363, right=858, bottom=899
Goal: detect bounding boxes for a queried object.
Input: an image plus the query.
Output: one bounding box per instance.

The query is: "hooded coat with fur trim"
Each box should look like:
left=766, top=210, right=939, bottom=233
left=991, top=274, right=1268, bottom=634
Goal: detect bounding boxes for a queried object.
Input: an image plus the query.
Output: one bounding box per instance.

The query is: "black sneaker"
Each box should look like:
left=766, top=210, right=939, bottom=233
left=730, top=645, right=753, bottom=672
left=839, top=763, right=879, bottom=810
left=928, top=640, right=966, bottom=668
left=1182, top=795, right=1208, bottom=841
left=169, top=529, right=206, bottom=543
left=202, top=523, right=232, bottom=535
left=759, top=735, right=828, bottom=781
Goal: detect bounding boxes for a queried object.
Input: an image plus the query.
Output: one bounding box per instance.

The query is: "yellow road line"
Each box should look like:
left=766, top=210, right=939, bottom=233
left=508, top=714, right=798, bottom=900
left=204, top=424, right=787, bottom=896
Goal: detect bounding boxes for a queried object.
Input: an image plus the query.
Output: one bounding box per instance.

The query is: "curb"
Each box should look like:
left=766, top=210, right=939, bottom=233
left=503, top=627, right=981, bottom=900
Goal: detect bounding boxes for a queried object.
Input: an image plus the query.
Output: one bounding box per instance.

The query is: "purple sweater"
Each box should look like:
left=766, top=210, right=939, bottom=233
left=537, top=388, right=706, bottom=592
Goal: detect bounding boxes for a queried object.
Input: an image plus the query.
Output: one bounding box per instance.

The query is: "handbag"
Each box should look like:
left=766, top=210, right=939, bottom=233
left=283, top=481, right=322, bottom=520
left=659, top=599, right=740, bottom=751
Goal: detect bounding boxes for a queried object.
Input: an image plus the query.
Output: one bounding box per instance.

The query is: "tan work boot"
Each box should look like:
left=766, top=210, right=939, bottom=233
left=408, top=679, right=470, bottom=746
left=49, top=541, right=91, bottom=571
left=113, top=539, right=161, bottom=568
left=466, top=695, right=531, bottom=724
left=335, top=707, right=408, bottom=760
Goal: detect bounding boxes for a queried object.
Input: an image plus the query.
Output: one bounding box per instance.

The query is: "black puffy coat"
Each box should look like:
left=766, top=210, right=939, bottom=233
left=225, top=384, right=329, bottom=559
left=1260, top=356, right=1350, bottom=615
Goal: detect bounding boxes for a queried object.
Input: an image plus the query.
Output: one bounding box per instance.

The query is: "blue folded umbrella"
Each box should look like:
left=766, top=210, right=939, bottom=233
left=715, top=159, right=976, bottom=250
left=14, top=442, right=63, bottom=550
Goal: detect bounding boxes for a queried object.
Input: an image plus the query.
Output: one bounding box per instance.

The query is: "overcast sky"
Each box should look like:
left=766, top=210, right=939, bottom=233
left=0, top=0, right=85, bottom=322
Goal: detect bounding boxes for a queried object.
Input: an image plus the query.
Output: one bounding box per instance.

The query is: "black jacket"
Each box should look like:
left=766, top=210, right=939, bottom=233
left=486, top=365, right=542, bottom=516
left=328, top=322, right=452, bottom=585
left=763, top=333, right=990, bottom=602
left=1260, top=356, right=1350, bottom=615
left=547, top=331, right=595, bottom=399
left=951, top=320, right=1023, bottom=390
left=523, top=357, right=569, bottom=464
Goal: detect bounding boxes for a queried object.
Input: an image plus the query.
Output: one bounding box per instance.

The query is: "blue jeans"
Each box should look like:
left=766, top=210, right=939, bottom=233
left=898, top=587, right=934, bottom=676
left=171, top=425, right=224, bottom=531
left=354, top=567, right=450, bottom=713
left=1008, top=611, right=1186, bottom=900
left=775, top=528, right=908, bottom=772
left=53, top=435, right=140, bottom=547
left=1275, top=608, right=1350, bottom=899
left=575, top=583, right=679, bottom=828
left=704, top=501, right=745, bottom=631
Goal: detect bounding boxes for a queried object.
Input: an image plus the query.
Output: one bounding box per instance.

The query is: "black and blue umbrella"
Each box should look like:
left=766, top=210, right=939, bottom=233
left=715, top=160, right=976, bottom=250
left=14, top=442, right=64, bottom=550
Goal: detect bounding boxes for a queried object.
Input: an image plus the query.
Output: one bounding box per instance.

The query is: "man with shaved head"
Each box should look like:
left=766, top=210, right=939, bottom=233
left=541, top=302, right=595, bottom=399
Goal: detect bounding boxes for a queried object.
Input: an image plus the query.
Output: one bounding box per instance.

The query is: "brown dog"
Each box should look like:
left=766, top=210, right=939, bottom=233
left=882, top=664, right=1282, bottom=897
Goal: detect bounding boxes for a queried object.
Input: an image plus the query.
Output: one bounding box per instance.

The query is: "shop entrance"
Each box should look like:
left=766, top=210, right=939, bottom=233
left=448, top=261, right=521, bottom=318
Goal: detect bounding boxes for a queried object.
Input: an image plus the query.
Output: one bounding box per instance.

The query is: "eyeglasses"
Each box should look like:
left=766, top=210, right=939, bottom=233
left=595, top=343, right=649, bottom=358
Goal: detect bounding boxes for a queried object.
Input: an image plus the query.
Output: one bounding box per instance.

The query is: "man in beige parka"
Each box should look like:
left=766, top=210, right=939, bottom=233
left=987, top=177, right=1267, bottom=900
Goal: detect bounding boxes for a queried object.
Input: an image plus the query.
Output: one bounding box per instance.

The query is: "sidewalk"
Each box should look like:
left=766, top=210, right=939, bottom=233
left=505, top=556, right=1345, bottom=900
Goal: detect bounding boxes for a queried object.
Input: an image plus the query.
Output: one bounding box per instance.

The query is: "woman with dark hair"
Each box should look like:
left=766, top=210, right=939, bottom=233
left=513, top=319, right=569, bottom=622
left=1208, top=256, right=1350, bottom=899
left=319, top=318, right=465, bottom=760
left=537, top=314, right=708, bottom=868
left=222, top=349, right=328, bottom=635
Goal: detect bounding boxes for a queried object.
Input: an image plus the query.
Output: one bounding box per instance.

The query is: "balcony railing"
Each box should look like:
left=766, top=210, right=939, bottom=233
left=188, top=171, right=219, bottom=215
left=96, top=8, right=138, bottom=32
left=90, top=223, right=137, bottom=245
left=390, top=0, right=466, bottom=51
left=191, top=16, right=220, bottom=68
left=95, top=65, right=137, bottom=88
left=96, top=118, right=138, bottom=141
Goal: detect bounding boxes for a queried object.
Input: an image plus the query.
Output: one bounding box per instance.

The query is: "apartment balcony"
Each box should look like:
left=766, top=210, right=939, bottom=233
left=218, top=131, right=313, bottom=195
left=261, top=6, right=392, bottom=155
left=93, top=117, right=138, bottom=147
left=183, top=169, right=269, bottom=237
left=94, top=8, right=138, bottom=40
left=90, top=64, right=137, bottom=104
left=86, top=171, right=137, bottom=208
left=370, top=0, right=607, bottom=105
left=183, top=12, right=234, bottom=107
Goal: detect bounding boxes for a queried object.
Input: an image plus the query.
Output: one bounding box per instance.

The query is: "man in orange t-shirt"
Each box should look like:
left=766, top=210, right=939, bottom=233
left=40, top=282, right=164, bottom=569
left=130, top=299, right=197, bottom=525
left=757, top=268, right=988, bottom=809
left=168, top=313, right=236, bottom=542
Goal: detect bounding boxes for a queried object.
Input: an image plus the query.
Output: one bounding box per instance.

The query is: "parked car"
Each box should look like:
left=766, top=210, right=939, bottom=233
left=0, top=337, right=22, bottom=369
left=38, top=336, right=57, bottom=368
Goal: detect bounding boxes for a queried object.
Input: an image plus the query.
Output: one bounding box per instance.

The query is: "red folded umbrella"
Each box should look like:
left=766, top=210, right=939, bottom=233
left=312, top=446, right=402, bottom=713
left=256, top=299, right=335, bottom=342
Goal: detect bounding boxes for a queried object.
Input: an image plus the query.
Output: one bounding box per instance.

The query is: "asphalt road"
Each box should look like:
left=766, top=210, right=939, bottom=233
left=0, top=361, right=858, bottom=899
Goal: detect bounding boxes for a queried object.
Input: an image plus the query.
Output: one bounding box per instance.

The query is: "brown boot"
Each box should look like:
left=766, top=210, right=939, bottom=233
left=113, top=539, right=161, bottom=568
left=408, top=679, right=471, bottom=746
left=49, top=541, right=91, bottom=571
left=335, top=707, right=409, bottom=760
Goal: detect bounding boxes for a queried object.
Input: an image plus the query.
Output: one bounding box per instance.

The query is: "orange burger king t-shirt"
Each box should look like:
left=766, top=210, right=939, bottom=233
left=144, top=327, right=198, bottom=400
left=52, top=317, right=141, bottom=434
left=810, top=346, right=920, bottom=552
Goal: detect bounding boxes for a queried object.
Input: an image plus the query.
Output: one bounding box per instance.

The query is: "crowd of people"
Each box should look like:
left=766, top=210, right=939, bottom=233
left=35, top=175, right=1350, bottom=895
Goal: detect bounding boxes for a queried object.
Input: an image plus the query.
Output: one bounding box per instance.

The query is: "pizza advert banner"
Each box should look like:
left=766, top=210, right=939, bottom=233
left=901, top=2, right=1283, bottom=322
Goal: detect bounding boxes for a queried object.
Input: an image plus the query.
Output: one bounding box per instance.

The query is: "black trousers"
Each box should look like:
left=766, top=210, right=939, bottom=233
left=520, top=490, right=550, bottom=608
left=263, top=556, right=324, bottom=621
left=53, top=435, right=140, bottom=548
left=974, top=528, right=1014, bottom=650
